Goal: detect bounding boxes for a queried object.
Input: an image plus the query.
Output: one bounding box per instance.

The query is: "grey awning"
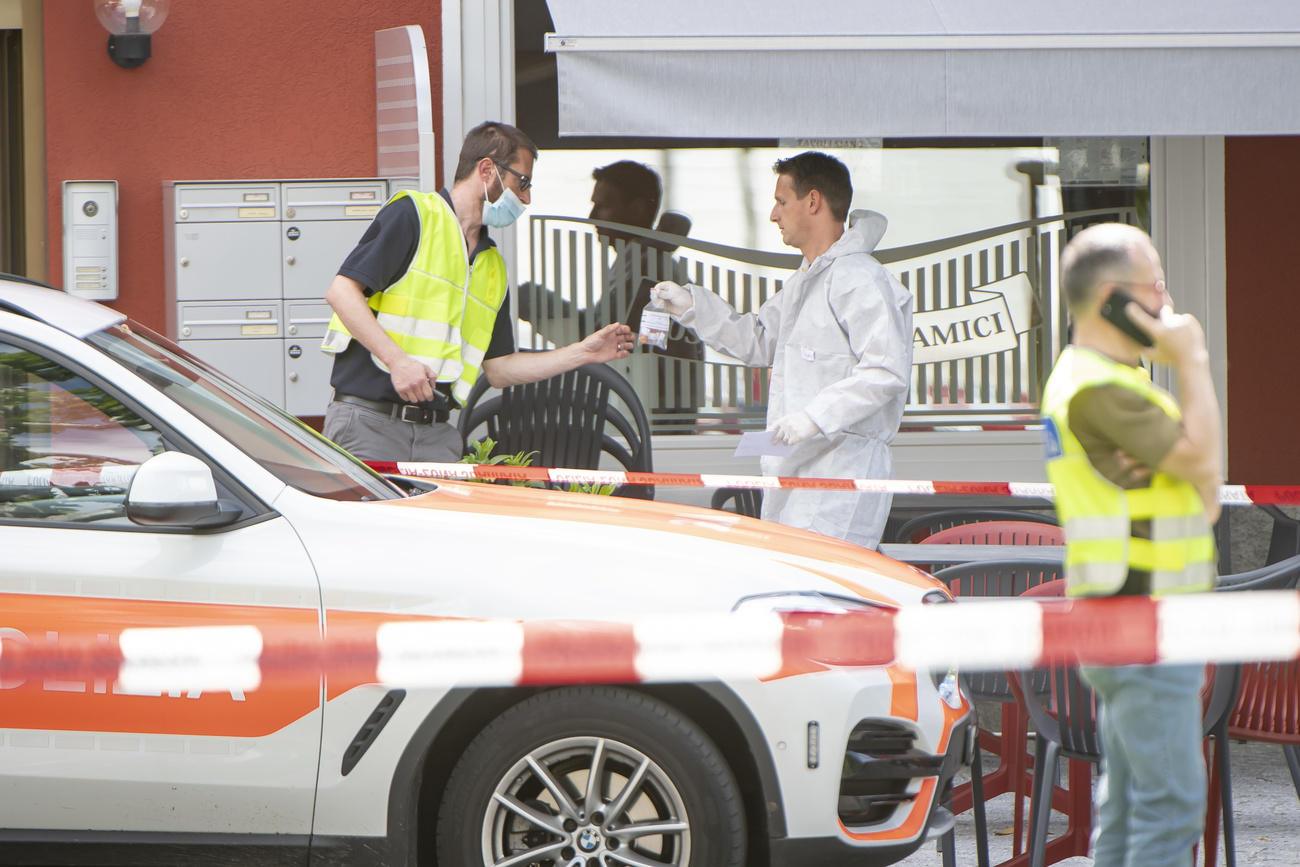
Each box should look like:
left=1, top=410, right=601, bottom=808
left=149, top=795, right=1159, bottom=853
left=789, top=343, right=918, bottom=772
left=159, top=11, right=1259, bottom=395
left=544, top=0, right=1300, bottom=138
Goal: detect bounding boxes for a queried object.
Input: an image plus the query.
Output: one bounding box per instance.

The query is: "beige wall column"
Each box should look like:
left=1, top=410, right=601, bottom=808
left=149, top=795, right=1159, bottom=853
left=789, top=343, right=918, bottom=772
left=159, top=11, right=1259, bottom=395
left=1148, top=136, right=1228, bottom=473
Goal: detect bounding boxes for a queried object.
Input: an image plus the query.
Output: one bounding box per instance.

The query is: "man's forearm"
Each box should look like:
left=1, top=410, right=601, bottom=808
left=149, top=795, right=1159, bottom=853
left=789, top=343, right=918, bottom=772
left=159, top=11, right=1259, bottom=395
left=481, top=344, right=589, bottom=388
left=325, top=275, right=405, bottom=368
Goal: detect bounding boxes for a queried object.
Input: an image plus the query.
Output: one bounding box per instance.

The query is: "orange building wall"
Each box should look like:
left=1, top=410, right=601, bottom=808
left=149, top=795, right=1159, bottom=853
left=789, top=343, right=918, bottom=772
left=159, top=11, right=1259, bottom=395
left=1224, top=136, right=1300, bottom=484
left=42, top=2, right=442, bottom=332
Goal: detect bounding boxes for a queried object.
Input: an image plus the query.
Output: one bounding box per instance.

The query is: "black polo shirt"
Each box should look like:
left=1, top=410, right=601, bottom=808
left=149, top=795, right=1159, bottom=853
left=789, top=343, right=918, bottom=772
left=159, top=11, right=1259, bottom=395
left=327, top=190, right=516, bottom=406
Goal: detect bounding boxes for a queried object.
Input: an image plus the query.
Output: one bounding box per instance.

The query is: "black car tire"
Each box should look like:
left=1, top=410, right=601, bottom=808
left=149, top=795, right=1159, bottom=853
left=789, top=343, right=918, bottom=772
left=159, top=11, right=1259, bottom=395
left=436, top=686, right=746, bottom=866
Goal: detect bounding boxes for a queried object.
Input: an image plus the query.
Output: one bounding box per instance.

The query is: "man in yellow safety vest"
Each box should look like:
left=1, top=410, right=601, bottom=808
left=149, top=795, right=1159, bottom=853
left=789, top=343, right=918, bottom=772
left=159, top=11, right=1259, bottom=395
left=321, top=121, right=634, bottom=462
left=1041, top=222, right=1222, bottom=865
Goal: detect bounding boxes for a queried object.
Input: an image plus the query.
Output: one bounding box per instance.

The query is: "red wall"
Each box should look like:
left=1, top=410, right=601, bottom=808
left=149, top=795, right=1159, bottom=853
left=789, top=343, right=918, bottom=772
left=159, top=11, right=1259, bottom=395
left=1224, top=136, right=1300, bottom=484
left=43, top=1, right=442, bottom=331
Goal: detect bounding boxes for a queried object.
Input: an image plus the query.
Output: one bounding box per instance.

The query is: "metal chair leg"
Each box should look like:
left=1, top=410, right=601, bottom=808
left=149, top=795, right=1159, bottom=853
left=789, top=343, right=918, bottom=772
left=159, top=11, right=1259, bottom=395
left=1219, top=730, right=1236, bottom=867
left=969, top=736, right=991, bottom=867
left=1028, top=739, right=1059, bottom=867
left=938, top=789, right=957, bottom=867
left=939, top=829, right=957, bottom=867
left=1284, top=744, right=1300, bottom=801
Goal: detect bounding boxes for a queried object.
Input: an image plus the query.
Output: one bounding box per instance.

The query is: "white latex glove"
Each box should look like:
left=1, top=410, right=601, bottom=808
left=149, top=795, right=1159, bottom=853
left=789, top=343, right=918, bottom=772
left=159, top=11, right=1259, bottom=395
left=650, top=281, right=694, bottom=317
left=770, top=411, right=820, bottom=446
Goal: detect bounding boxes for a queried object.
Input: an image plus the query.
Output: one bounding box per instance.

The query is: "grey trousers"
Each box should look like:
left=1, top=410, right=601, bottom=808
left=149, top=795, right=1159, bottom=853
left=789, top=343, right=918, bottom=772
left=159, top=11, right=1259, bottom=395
left=323, top=400, right=463, bottom=463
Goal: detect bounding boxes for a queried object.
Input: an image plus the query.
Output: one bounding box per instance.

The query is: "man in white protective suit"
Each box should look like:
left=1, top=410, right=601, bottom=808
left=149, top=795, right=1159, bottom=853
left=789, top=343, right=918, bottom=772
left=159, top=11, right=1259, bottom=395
left=651, top=151, right=913, bottom=548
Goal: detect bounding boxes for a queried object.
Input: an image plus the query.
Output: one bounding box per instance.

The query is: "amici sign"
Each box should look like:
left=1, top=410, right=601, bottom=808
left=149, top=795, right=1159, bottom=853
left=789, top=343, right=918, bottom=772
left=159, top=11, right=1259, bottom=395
left=911, top=272, right=1037, bottom=364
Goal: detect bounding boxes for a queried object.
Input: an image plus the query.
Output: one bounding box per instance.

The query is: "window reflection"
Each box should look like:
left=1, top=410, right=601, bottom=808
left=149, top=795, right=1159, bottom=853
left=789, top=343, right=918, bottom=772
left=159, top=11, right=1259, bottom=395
left=515, top=139, right=1149, bottom=434
left=0, top=342, right=162, bottom=524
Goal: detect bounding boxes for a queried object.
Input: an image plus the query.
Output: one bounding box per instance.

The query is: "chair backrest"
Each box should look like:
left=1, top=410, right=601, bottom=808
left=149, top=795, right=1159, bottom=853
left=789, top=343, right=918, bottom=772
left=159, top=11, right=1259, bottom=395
left=931, top=558, right=1064, bottom=602
left=1012, top=579, right=1105, bottom=762
left=891, top=508, right=1058, bottom=544
left=1215, top=551, right=1300, bottom=592
left=710, top=487, right=763, bottom=518
left=1216, top=552, right=1300, bottom=743
left=1017, top=581, right=1236, bottom=764
left=457, top=362, right=654, bottom=499
left=929, top=559, right=1064, bottom=701
left=1011, top=663, right=1103, bottom=763
left=921, top=520, right=1065, bottom=547
left=1202, top=662, right=1241, bottom=738
left=1260, top=505, right=1300, bottom=565
left=1228, top=659, right=1299, bottom=743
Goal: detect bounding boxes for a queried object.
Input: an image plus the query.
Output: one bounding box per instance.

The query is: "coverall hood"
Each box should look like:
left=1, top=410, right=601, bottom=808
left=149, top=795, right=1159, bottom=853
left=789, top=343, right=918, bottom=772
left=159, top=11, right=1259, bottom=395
left=839, top=209, right=888, bottom=255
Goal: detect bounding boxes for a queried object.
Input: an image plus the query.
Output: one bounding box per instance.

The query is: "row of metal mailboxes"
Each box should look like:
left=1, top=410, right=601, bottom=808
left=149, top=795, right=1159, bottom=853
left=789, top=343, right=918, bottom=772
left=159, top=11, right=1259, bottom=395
left=167, top=180, right=398, bottom=223
left=177, top=300, right=334, bottom=417
left=165, top=179, right=410, bottom=305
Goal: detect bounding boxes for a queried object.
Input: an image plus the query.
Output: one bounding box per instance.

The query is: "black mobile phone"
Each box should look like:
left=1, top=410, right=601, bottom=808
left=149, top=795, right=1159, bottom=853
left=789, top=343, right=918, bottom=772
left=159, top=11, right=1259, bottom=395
left=1098, top=289, right=1155, bottom=347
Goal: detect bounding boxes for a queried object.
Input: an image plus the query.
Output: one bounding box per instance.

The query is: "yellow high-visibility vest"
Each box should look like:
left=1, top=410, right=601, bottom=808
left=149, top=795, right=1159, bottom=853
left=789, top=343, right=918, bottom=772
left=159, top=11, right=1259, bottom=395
left=1041, top=346, right=1215, bottom=597
left=322, top=190, right=507, bottom=405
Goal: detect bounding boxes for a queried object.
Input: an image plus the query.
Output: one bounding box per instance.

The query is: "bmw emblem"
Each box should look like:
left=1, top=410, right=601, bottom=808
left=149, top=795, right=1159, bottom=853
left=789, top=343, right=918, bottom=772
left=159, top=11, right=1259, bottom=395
left=577, top=828, right=601, bottom=852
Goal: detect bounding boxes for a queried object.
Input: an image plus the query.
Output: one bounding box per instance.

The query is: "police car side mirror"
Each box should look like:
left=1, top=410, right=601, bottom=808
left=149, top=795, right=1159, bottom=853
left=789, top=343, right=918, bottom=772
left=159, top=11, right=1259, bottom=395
left=126, top=451, right=241, bottom=529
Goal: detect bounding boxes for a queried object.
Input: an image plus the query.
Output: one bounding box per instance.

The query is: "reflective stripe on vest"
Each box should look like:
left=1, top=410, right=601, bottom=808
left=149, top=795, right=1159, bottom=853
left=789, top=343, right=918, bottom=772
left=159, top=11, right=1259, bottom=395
left=321, top=190, right=508, bottom=405
left=1041, top=346, right=1215, bottom=597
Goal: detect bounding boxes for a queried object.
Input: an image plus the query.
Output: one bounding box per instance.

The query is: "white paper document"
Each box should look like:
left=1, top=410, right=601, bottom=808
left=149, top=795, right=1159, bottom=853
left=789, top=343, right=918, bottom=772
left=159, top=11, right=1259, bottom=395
left=733, top=430, right=796, bottom=458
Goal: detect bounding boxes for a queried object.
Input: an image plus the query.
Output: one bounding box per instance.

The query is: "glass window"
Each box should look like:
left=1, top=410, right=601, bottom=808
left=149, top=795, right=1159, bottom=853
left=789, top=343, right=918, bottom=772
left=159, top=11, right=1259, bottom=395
left=86, top=322, right=401, bottom=502
left=514, top=141, right=1149, bottom=435
left=0, top=340, right=164, bottom=525
left=513, top=2, right=1151, bottom=436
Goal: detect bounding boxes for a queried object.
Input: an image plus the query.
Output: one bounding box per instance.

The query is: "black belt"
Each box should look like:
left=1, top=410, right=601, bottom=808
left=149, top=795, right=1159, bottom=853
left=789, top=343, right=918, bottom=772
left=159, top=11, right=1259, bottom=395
left=333, top=393, right=450, bottom=425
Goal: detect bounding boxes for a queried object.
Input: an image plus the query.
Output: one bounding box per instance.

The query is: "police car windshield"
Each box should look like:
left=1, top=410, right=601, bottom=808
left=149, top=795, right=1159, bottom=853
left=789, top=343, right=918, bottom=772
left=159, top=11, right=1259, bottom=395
left=86, top=321, right=403, bottom=502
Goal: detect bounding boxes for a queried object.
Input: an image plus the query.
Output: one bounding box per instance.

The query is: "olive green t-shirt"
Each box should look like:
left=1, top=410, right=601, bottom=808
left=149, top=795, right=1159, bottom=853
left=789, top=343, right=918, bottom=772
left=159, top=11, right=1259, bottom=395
left=1067, top=381, right=1182, bottom=594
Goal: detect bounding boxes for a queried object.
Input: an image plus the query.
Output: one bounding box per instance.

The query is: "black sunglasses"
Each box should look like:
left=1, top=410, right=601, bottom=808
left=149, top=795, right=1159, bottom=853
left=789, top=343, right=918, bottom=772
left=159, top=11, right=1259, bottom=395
left=494, top=161, right=532, bottom=192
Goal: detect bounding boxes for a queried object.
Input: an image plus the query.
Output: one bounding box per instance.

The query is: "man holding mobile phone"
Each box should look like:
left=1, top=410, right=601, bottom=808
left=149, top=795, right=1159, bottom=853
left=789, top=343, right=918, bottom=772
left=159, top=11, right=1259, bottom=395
left=1040, top=223, right=1223, bottom=865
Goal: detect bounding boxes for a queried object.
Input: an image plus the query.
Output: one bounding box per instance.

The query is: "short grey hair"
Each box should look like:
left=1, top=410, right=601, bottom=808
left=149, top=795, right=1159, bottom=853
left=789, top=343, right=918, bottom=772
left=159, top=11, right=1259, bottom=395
left=1059, top=223, right=1153, bottom=310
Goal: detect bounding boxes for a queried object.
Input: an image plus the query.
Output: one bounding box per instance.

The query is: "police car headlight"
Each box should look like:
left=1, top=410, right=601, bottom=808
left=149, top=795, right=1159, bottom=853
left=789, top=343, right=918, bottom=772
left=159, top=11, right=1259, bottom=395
left=933, top=667, right=963, bottom=710
left=917, top=591, right=964, bottom=709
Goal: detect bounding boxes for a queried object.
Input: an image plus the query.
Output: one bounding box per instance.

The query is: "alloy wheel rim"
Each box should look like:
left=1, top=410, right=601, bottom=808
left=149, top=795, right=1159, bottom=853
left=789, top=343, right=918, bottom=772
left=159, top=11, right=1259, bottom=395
left=480, top=735, right=692, bottom=866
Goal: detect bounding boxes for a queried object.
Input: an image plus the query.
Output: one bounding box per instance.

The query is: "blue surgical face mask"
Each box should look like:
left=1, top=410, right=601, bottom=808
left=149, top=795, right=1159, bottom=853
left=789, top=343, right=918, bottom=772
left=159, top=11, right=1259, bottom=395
left=482, top=167, right=526, bottom=227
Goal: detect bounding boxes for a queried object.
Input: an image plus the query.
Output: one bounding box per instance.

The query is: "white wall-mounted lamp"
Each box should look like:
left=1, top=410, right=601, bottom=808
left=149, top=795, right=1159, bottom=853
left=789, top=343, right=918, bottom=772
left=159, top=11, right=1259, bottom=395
left=94, top=0, right=171, bottom=69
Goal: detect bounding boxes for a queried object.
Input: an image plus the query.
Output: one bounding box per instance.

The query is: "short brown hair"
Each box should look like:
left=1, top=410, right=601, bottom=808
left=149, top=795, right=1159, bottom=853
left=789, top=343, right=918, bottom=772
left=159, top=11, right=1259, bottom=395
left=592, top=160, right=662, bottom=213
left=453, top=121, right=538, bottom=182
left=773, top=151, right=852, bottom=222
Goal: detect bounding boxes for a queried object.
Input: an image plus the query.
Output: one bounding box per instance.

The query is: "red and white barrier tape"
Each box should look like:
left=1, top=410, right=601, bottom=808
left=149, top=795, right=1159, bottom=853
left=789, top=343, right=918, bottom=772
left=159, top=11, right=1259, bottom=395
left=4, top=593, right=1297, bottom=692
left=4, top=462, right=1292, bottom=507
left=0, top=465, right=138, bottom=488
left=366, top=461, right=1300, bottom=507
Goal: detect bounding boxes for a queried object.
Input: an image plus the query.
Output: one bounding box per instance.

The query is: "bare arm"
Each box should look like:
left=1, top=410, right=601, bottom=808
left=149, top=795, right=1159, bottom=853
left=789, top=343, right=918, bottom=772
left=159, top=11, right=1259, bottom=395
left=481, top=322, right=634, bottom=388
left=324, top=274, right=436, bottom=403
left=1129, top=303, right=1224, bottom=522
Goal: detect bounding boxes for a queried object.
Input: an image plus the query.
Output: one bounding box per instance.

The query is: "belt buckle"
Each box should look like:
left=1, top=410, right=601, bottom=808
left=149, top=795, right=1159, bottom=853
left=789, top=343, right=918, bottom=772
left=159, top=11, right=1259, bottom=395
left=398, top=404, right=429, bottom=424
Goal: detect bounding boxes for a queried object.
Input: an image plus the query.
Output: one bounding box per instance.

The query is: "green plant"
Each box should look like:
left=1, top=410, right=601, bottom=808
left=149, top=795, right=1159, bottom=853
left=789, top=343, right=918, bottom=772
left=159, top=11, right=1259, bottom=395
left=564, top=481, right=618, bottom=496
left=460, top=437, right=616, bottom=495
left=459, top=437, right=540, bottom=486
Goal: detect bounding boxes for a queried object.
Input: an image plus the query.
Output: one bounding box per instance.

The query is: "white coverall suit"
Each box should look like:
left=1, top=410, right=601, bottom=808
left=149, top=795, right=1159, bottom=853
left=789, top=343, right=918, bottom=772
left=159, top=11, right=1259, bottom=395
left=678, top=210, right=913, bottom=548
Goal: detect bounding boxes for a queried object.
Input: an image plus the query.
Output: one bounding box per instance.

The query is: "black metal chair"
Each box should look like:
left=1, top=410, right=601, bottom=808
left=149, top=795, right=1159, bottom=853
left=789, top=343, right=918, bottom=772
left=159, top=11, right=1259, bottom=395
left=1214, top=551, right=1300, bottom=855
left=1014, top=579, right=1244, bottom=867
left=930, top=559, right=1064, bottom=865
left=1260, top=505, right=1300, bottom=565
left=710, top=487, right=763, bottom=518
left=891, top=508, right=1058, bottom=544
left=457, top=362, right=654, bottom=499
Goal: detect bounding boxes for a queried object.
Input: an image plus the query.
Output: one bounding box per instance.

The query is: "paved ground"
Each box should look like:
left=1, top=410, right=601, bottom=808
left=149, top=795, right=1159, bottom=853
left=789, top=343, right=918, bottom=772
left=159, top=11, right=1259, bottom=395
left=897, top=738, right=1300, bottom=866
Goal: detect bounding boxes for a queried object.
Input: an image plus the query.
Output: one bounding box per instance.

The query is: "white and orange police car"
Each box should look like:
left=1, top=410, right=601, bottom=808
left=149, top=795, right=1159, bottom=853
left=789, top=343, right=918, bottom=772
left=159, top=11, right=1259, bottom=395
left=0, top=278, right=974, bottom=866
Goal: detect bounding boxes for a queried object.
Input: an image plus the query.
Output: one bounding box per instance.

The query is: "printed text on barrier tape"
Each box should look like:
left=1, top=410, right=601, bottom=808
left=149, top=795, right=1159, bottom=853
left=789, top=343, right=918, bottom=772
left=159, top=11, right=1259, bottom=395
left=364, top=461, right=1300, bottom=506
left=2, top=593, right=1297, bottom=692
